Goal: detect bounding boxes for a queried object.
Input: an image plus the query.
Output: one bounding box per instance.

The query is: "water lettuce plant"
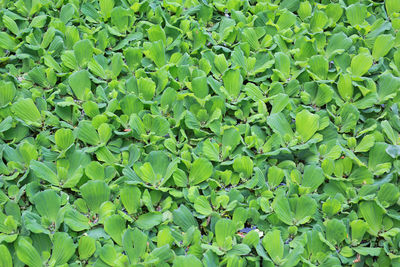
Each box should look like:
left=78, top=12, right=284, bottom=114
left=1, top=0, right=400, bottom=266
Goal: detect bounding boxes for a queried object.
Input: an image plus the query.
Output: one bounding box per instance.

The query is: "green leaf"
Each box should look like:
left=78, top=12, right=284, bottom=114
left=214, top=54, right=228, bottom=74
left=194, top=196, right=213, bottom=216
left=30, top=161, right=59, bottom=185
left=3, top=15, right=19, bottom=35
left=222, top=127, right=242, bottom=158
left=350, top=220, right=368, bottom=245
left=138, top=77, right=156, bottom=101
left=191, top=76, right=209, bottom=99
left=267, top=113, right=294, bottom=138
left=172, top=205, right=198, bottom=231
left=322, top=199, right=341, bottom=217
left=60, top=3, right=75, bottom=23
left=16, top=237, right=42, bottom=267
left=134, top=162, right=157, bottom=184
left=372, top=34, right=395, bottom=60
left=355, top=134, right=375, bottom=153
left=353, top=247, right=382, bottom=257
left=244, top=83, right=264, bottom=102
left=243, top=231, right=260, bottom=248
left=98, top=123, right=112, bottom=144
left=359, top=201, right=384, bottom=236
left=233, top=156, right=253, bottom=178
left=0, top=81, right=16, bottom=107
left=315, top=84, right=333, bottom=107
left=85, top=161, right=105, bottom=181
left=294, top=195, right=317, bottom=225
left=73, top=39, right=93, bottom=68
left=242, top=28, right=260, bottom=50
left=11, top=99, right=42, bottom=127
left=308, top=55, right=328, bottom=80
left=123, top=228, right=147, bottom=263
left=55, top=129, right=75, bottom=150
left=339, top=103, right=360, bottom=133
left=325, top=219, right=347, bottom=245
left=120, top=185, right=141, bottom=214
left=301, top=165, right=324, bottom=193
left=326, top=32, right=352, bottom=57
left=0, top=244, right=12, bottom=267
left=77, top=121, right=100, bottom=146
left=378, top=183, right=399, bottom=208
left=64, top=208, right=90, bottom=232
left=377, top=73, right=400, bottom=103
left=120, top=94, right=143, bottom=115
left=104, top=214, right=125, bottom=245
left=78, top=236, right=96, bottom=260
left=148, top=24, right=166, bottom=45
left=262, top=230, right=284, bottom=264
left=99, top=0, right=114, bottom=19
left=48, top=232, right=76, bottom=266
left=351, top=50, right=373, bottom=77
left=215, top=219, right=236, bottom=249
left=296, top=109, right=319, bottom=142
left=337, top=73, right=353, bottom=101
left=268, top=166, right=284, bottom=188
left=223, top=69, right=242, bottom=99
left=30, top=15, right=47, bottom=28
left=189, top=158, right=213, bottom=185
left=202, top=139, right=220, bottom=162
left=277, top=10, right=296, bottom=30
left=33, top=190, right=60, bottom=221
left=80, top=180, right=110, bottom=213
left=310, top=10, right=328, bottom=32
left=69, top=70, right=91, bottom=101
left=147, top=40, right=166, bottom=68
left=346, top=3, right=367, bottom=26
left=0, top=32, right=17, bottom=51
left=135, top=212, right=163, bottom=230
left=275, top=52, right=290, bottom=80
left=386, top=0, right=400, bottom=16
left=272, top=191, right=293, bottom=225
left=173, top=255, right=203, bottom=267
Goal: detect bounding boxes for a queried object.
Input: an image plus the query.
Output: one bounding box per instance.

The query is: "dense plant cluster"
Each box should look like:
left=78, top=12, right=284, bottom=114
left=1, top=0, right=400, bottom=266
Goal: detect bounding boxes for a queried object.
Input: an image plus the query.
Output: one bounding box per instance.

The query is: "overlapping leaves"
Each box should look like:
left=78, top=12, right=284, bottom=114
left=0, top=0, right=400, bottom=266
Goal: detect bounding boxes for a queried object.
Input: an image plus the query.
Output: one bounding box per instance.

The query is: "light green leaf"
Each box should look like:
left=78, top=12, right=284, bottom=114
left=296, top=109, right=319, bottom=142
left=372, top=34, right=395, bottom=60
left=73, top=39, right=93, bottom=68
left=191, top=76, right=209, bottom=99
left=262, top=230, right=284, bottom=264
left=0, top=81, right=16, bottom=107
left=223, top=69, right=242, bottom=99
left=0, top=244, right=12, bottom=267
left=78, top=236, right=96, bottom=260
left=12, top=99, right=42, bottom=127
left=215, top=219, right=236, bottom=249
left=104, top=214, right=125, bottom=245
left=172, top=205, right=198, bottom=231
left=194, top=196, right=213, bottom=216
left=30, top=161, right=59, bottom=185
left=359, top=201, right=384, bottom=236
left=351, top=50, right=373, bottom=77
left=337, top=73, right=353, bottom=101
left=48, top=232, right=76, bottom=266
left=69, top=70, right=91, bottom=101
left=189, top=158, right=213, bottom=185
left=80, top=180, right=110, bottom=213
left=135, top=212, right=163, bottom=230
left=33, top=190, right=60, bottom=221
left=55, top=129, right=75, bottom=150
left=355, top=134, right=375, bottom=153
